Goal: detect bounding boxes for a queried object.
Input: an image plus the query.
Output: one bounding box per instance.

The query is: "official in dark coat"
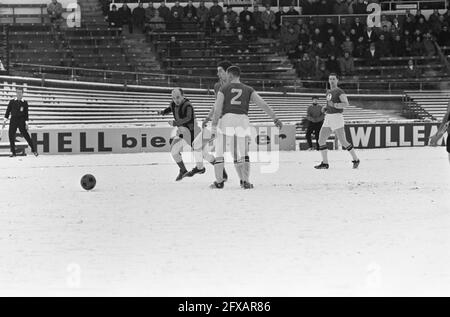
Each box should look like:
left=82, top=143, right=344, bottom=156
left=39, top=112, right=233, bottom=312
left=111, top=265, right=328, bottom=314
left=3, top=87, right=38, bottom=157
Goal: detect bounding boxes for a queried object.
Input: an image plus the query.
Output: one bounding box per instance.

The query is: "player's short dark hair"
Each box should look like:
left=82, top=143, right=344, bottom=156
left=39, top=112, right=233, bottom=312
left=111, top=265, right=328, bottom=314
left=217, top=60, right=232, bottom=71
left=329, top=73, right=338, bottom=79
left=227, top=66, right=241, bottom=78
left=16, top=86, right=24, bottom=91
left=312, top=96, right=318, bottom=100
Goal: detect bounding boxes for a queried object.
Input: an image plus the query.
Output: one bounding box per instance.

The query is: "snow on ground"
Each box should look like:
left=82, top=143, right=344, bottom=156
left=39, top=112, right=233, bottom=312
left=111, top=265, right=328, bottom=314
left=0, top=147, right=449, bottom=297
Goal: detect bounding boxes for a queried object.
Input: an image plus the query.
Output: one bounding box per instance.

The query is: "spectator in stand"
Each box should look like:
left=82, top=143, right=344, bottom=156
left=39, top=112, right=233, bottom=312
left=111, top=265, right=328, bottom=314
left=403, top=15, right=416, bottom=34
left=438, top=25, right=450, bottom=46
left=242, top=14, right=255, bottom=33
left=353, top=36, right=367, bottom=57
left=286, top=5, right=300, bottom=16
left=376, top=34, right=391, bottom=57
left=299, top=28, right=310, bottom=46
left=326, top=54, right=340, bottom=74
left=431, top=14, right=446, bottom=36
left=391, top=34, right=406, bottom=57
left=47, top=0, right=63, bottom=25
left=380, top=15, right=392, bottom=29
left=221, top=22, right=235, bottom=42
left=101, top=0, right=112, bottom=17
left=168, top=11, right=183, bottom=31
left=211, top=26, right=223, bottom=43
left=352, top=0, right=368, bottom=14
left=225, top=6, right=238, bottom=27
left=107, top=5, right=122, bottom=31
left=339, top=17, right=352, bottom=35
left=182, top=11, right=199, bottom=31
left=404, top=59, right=421, bottom=78
left=311, top=27, right=325, bottom=44
left=291, top=43, right=307, bottom=59
left=300, top=0, right=314, bottom=15
left=352, top=16, right=365, bottom=38
left=349, top=28, right=358, bottom=43
left=239, top=5, right=252, bottom=22
left=315, top=62, right=330, bottom=81
left=365, top=42, right=381, bottom=66
left=391, top=17, right=401, bottom=34
left=341, top=35, right=354, bottom=55
left=148, top=10, right=166, bottom=32
left=281, top=25, right=299, bottom=53
left=171, top=1, right=184, bottom=19
left=205, top=16, right=220, bottom=36
left=235, top=33, right=250, bottom=54
left=261, top=4, right=277, bottom=38
left=209, top=0, right=223, bottom=23
left=423, top=32, right=436, bottom=56
left=158, top=1, right=171, bottom=22
left=411, top=35, right=424, bottom=56
left=145, top=2, right=156, bottom=21
left=119, top=3, right=133, bottom=34
left=322, top=17, right=337, bottom=38
left=324, top=36, right=341, bottom=58
left=197, top=1, right=209, bottom=26
left=363, top=26, right=378, bottom=45
left=184, top=0, right=197, bottom=18
left=334, top=0, right=350, bottom=14
left=132, top=2, right=146, bottom=33
left=428, top=9, right=441, bottom=32
left=305, top=96, right=325, bottom=151
left=380, top=25, right=391, bottom=42
left=314, top=41, right=328, bottom=59
left=339, top=51, right=355, bottom=76
left=275, top=7, right=287, bottom=28
left=168, top=36, right=181, bottom=58
left=414, top=9, right=426, bottom=23
left=253, top=5, right=263, bottom=32
left=416, top=17, right=429, bottom=35
left=403, top=30, right=413, bottom=56
left=297, top=53, right=315, bottom=78
left=317, top=0, right=333, bottom=14
left=248, top=25, right=259, bottom=41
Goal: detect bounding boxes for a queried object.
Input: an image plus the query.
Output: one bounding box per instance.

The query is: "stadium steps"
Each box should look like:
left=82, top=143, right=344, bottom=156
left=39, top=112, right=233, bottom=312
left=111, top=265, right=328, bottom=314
left=121, top=33, right=162, bottom=75
left=404, top=90, right=450, bottom=120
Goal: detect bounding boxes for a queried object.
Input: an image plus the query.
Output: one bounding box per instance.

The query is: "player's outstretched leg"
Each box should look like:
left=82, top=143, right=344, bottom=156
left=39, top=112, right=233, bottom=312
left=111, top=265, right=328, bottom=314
left=335, top=127, right=360, bottom=168
left=315, top=127, right=332, bottom=169
left=185, top=132, right=206, bottom=177
left=210, top=133, right=226, bottom=188
left=171, top=139, right=188, bottom=181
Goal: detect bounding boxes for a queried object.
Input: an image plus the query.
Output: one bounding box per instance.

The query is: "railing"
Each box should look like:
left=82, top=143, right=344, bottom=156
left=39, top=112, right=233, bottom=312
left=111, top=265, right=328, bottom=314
left=0, top=4, right=47, bottom=24
left=10, top=62, right=450, bottom=93
left=380, top=0, right=447, bottom=11
left=281, top=12, right=407, bottom=27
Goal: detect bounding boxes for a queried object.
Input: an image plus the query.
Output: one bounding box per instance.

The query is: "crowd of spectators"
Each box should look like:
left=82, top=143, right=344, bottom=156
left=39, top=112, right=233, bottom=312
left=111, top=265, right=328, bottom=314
left=98, top=1, right=450, bottom=79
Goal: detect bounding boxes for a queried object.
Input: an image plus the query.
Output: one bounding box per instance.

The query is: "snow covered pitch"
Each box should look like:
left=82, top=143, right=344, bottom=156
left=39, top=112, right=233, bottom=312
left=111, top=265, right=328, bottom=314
left=0, top=147, right=449, bottom=296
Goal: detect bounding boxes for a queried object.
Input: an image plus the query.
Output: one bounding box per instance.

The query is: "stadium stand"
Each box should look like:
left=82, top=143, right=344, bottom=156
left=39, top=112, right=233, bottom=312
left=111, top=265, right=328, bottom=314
left=0, top=81, right=397, bottom=149
left=404, top=89, right=450, bottom=120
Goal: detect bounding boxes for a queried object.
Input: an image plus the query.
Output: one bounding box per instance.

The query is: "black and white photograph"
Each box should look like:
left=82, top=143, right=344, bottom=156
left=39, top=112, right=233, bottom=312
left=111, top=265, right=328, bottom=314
left=0, top=0, right=449, bottom=301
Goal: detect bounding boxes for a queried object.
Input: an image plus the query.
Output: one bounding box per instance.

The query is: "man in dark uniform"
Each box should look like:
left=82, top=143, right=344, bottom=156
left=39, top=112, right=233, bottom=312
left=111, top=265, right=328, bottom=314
left=305, top=96, right=325, bottom=150
left=3, top=87, right=38, bottom=157
left=157, top=88, right=202, bottom=181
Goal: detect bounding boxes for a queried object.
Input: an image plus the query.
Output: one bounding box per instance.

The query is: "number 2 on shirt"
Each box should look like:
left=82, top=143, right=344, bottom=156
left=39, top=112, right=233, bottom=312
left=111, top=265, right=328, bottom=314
left=230, top=89, right=242, bottom=105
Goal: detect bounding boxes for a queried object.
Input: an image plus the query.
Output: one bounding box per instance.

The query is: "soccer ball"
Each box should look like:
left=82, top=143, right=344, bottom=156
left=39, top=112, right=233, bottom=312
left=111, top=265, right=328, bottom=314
left=81, top=174, right=96, bottom=191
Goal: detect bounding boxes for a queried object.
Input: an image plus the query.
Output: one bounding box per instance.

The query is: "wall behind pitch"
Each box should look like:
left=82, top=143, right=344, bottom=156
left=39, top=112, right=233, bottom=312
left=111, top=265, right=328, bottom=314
left=344, top=122, right=447, bottom=149
left=29, top=125, right=296, bottom=154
